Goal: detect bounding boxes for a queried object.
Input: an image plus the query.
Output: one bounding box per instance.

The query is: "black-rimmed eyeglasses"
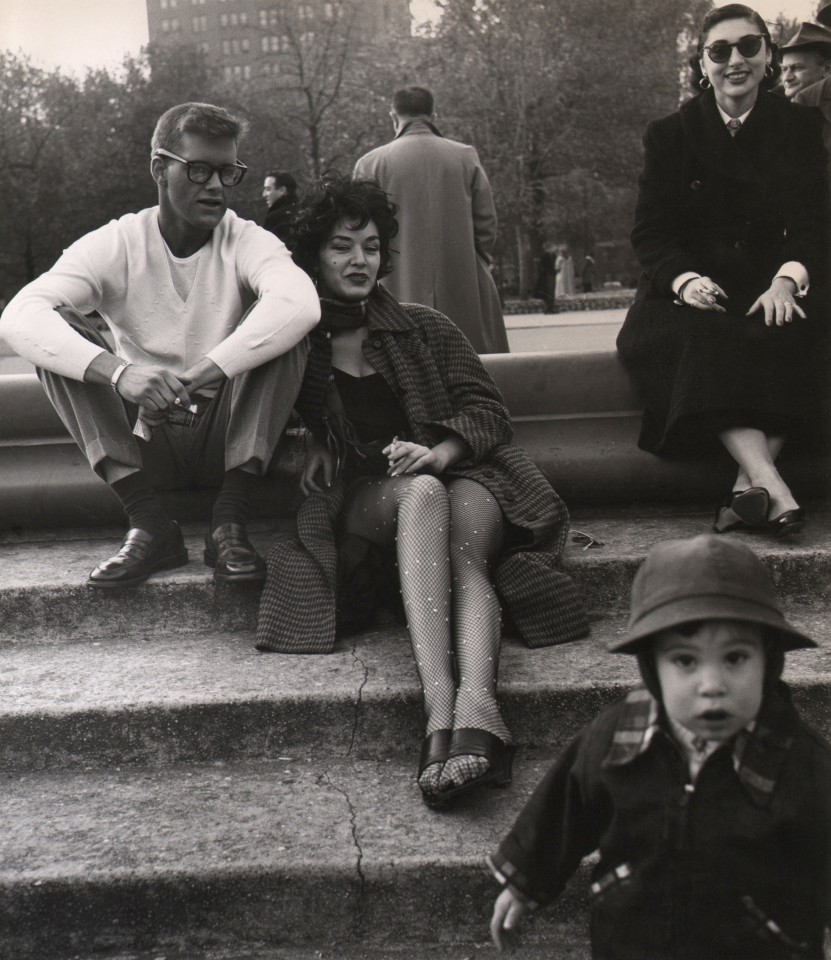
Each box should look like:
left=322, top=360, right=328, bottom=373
left=703, top=34, right=765, bottom=64
left=154, top=147, right=248, bottom=186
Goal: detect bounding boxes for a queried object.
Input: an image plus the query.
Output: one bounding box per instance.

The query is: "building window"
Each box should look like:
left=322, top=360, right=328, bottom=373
left=239, top=11, right=248, bottom=24
left=243, top=64, right=251, bottom=79
left=220, top=13, right=228, bottom=26
left=160, top=0, right=168, bottom=9
left=241, top=38, right=250, bottom=52
left=222, top=39, right=231, bottom=55
left=230, top=12, right=239, bottom=25
left=199, top=41, right=210, bottom=53
left=161, top=18, right=170, bottom=30
left=192, top=15, right=207, bottom=31
left=169, top=0, right=178, bottom=7
left=223, top=66, right=233, bottom=81
left=324, top=2, right=334, bottom=17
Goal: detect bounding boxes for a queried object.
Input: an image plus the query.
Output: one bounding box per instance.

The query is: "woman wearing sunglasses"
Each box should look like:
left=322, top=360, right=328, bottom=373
left=617, top=4, right=829, bottom=536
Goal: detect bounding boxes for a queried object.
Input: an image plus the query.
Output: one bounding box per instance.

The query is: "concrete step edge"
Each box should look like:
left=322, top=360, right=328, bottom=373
left=0, top=755, right=589, bottom=958
left=1, top=620, right=827, bottom=771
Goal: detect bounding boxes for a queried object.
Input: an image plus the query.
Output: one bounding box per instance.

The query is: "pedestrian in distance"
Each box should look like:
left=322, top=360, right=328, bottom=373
left=0, top=102, right=319, bottom=587
left=489, top=534, right=831, bottom=959
left=255, top=174, right=588, bottom=807
left=616, top=4, right=829, bottom=539
left=353, top=86, right=509, bottom=353
left=261, top=169, right=298, bottom=244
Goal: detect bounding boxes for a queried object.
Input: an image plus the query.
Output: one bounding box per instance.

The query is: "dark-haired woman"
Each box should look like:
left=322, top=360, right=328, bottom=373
left=256, top=175, right=587, bottom=807
left=617, top=4, right=829, bottom=535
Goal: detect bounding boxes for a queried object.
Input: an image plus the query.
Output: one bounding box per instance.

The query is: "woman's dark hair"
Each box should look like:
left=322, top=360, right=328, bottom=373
left=688, top=3, right=781, bottom=92
left=289, top=172, right=398, bottom=280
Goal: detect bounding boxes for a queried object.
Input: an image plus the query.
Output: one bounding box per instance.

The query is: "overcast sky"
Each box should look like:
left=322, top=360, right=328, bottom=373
left=0, top=0, right=819, bottom=77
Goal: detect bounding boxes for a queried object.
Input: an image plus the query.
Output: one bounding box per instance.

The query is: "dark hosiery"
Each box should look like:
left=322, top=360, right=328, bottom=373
left=440, top=477, right=509, bottom=791
left=341, top=473, right=455, bottom=795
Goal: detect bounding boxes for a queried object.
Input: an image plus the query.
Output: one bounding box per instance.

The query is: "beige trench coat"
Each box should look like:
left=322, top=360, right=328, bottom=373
left=354, top=119, right=509, bottom=354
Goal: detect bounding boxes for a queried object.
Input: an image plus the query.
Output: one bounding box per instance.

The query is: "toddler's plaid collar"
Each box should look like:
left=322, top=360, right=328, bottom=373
left=602, top=687, right=795, bottom=806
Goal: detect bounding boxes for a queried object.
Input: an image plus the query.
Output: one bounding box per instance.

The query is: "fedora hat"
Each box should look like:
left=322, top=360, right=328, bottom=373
left=610, top=535, right=816, bottom=654
left=783, top=20, right=831, bottom=50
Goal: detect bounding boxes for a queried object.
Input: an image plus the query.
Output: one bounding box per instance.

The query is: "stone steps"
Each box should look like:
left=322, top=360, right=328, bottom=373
left=1, top=509, right=829, bottom=957
left=0, top=756, right=592, bottom=960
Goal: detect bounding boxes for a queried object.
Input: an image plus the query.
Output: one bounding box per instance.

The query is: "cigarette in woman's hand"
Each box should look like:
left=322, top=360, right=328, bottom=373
left=389, top=436, right=399, bottom=460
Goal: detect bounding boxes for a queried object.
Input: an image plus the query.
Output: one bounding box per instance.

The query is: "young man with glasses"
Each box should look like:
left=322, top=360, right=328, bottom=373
left=0, top=102, right=319, bottom=587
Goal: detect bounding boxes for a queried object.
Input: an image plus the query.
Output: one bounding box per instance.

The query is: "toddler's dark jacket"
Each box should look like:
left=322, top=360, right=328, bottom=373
left=489, top=683, right=831, bottom=960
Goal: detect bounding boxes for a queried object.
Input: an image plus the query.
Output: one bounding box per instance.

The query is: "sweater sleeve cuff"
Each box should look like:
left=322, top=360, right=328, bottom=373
left=774, top=262, right=809, bottom=297
left=672, top=271, right=701, bottom=297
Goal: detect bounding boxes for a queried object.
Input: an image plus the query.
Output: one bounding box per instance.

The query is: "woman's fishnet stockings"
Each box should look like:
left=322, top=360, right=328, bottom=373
left=341, top=473, right=456, bottom=732
left=341, top=474, right=509, bottom=796
left=441, top=478, right=508, bottom=790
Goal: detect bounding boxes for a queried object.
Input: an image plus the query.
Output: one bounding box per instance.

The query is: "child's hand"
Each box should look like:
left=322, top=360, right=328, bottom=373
left=490, top=887, right=527, bottom=952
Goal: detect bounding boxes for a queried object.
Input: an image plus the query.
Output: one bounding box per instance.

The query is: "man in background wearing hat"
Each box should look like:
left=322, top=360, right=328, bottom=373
left=781, top=22, right=831, bottom=100
left=487, top=535, right=831, bottom=959
left=790, top=13, right=831, bottom=178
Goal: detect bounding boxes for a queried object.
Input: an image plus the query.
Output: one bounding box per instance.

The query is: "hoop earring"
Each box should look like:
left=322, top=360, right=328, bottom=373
left=699, top=75, right=711, bottom=90
left=764, top=63, right=773, bottom=78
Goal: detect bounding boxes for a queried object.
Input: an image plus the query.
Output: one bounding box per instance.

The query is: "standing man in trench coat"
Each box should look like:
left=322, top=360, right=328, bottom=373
left=354, top=86, right=509, bottom=354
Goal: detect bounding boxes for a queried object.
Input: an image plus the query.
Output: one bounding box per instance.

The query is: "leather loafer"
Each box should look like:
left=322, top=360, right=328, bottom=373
left=88, top=521, right=188, bottom=588
left=766, top=508, right=806, bottom=537
left=204, top=523, right=266, bottom=583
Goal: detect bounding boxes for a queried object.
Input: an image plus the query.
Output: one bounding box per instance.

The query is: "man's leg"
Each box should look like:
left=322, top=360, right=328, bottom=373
left=37, top=309, right=187, bottom=586
left=196, top=337, right=310, bottom=583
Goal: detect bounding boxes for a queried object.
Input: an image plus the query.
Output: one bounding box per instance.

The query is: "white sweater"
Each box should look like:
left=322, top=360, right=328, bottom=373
left=0, top=207, right=320, bottom=380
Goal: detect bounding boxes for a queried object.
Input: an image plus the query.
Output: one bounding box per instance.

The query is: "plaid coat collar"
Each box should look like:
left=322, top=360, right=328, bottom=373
left=602, top=685, right=796, bottom=807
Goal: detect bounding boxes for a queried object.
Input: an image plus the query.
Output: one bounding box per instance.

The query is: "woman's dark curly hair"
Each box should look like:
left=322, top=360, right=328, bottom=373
left=289, top=172, right=399, bottom=280
left=688, top=3, right=781, bottom=93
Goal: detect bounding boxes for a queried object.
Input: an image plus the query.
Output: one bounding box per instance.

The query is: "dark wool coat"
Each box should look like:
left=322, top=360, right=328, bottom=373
left=262, top=195, right=297, bottom=244
left=256, top=287, right=588, bottom=654
left=616, top=90, right=830, bottom=456
left=489, top=684, right=831, bottom=960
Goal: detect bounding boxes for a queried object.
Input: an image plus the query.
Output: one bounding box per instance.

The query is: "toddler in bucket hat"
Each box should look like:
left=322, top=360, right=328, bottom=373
left=488, top=535, right=830, bottom=960
left=613, top=533, right=815, bottom=655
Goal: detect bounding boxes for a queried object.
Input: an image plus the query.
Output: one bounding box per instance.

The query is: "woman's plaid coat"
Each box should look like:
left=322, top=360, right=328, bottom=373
left=256, top=287, right=588, bottom=654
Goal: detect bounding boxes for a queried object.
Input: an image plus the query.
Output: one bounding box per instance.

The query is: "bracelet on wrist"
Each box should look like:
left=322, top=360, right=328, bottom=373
left=110, top=362, right=130, bottom=394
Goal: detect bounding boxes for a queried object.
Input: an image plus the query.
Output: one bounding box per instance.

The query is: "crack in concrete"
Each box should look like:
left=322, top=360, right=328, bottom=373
left=325, top=772, right=367, bottom=941
left=346, top=638, right=369, bottom=759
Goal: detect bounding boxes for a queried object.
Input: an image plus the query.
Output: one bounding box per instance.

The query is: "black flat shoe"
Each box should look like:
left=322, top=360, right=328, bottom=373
left=713, top=487, right=770, bottom=534
left=766, top=508, right=806, bottom=537
left=418, top=729, right=451, bottom=809
left=88, top=521, right=188, bottom=588
left=204, top=523, right=266, bottom=583
left=431, top=728, right=515, bottom=805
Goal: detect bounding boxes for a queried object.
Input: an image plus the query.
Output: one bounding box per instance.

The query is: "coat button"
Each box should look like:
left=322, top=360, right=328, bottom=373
left=734, top=239, right=746, bottom=249
left=503, top=488, right=515, bottom=502
left=690, top=180, right=702, bottom=190
left=371, top=338, right=382, bottom=348
left=525, top=512, right=538, bottom=521
left=483, top=470, right=495, bottom=478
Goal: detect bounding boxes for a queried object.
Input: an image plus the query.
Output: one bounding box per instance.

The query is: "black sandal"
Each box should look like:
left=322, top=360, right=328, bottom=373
left=713, top=487, right=769, bottom=533
left=433, top=727, right=515, bottom=805
left=417, top=729, right=451, bottom=808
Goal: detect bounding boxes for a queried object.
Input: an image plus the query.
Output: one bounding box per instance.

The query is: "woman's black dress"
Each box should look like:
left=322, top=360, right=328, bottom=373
left=616, top=89, right=829, bottom=457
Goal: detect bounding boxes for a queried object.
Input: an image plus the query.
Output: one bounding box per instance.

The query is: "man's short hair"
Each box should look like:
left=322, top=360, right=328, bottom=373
left=265, top=170, right=298, bottom=195
left=151, top=102, right=248, bottom=155
left=392, top=86, right=434, bottom=117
